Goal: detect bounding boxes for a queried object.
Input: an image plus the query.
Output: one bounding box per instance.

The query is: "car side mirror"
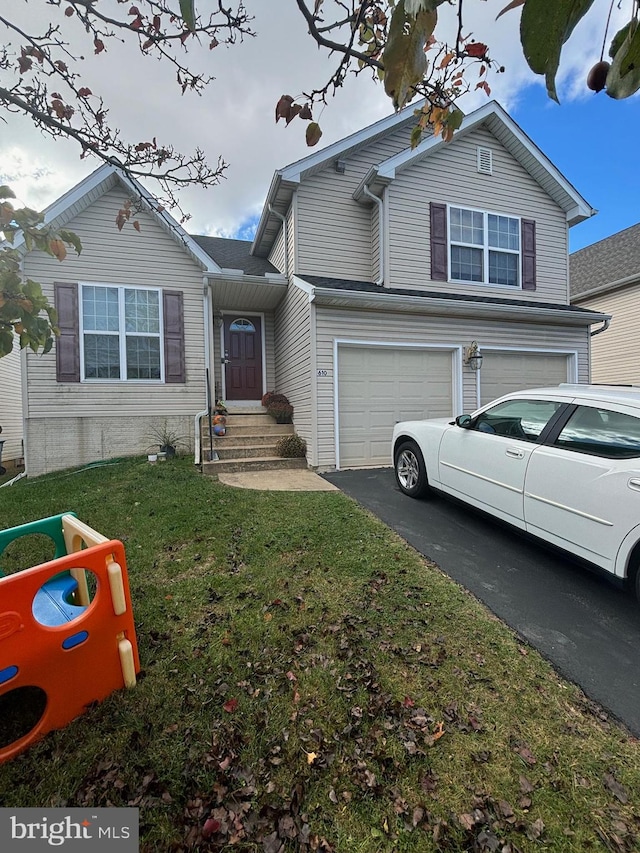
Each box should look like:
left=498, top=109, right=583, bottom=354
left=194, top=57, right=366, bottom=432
left=455, top=414, right=472, bottom=428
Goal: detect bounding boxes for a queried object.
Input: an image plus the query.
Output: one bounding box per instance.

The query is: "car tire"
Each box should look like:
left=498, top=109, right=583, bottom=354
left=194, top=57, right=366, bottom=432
left=394, top=440, right=430, bottom=499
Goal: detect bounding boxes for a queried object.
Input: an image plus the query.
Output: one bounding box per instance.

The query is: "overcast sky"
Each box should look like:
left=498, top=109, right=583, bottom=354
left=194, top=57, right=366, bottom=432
left=1, top=0, right=636, bottom=251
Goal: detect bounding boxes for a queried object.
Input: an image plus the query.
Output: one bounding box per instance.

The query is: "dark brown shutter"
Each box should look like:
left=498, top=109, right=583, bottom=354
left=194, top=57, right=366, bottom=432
left=430, top=202, right=448, bottom=281
left=163, top=290, right=185, bottom=383
left=54, top=282, right=80, bottom=382
left=521, top=219, right=536, bottom=291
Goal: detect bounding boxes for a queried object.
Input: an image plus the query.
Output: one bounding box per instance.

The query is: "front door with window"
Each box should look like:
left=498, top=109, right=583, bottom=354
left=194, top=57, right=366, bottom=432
left=223, top=316, right=263, bottom=401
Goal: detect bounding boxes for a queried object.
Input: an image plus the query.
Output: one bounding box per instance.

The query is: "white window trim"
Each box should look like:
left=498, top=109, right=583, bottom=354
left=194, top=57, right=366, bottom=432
left=79, top=282, right=165, bottom=383
left=448, top=204, right=522, bottom=289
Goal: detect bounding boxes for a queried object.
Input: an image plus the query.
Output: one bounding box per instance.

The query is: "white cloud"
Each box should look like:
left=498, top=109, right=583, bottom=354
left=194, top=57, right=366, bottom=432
left=0, top=0, right=631, bottom=237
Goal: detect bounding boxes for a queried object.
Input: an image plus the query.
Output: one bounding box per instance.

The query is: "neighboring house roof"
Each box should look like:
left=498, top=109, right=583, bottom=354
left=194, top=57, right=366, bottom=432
left=191, top=235, right=279, bottom=276
left=11, top=163, right=222, bottom=273
left=299, top=274, right=609, bottom=327
left=570, top=222, right=640, bottom=301
left=252, top=99, right=596, bottom=258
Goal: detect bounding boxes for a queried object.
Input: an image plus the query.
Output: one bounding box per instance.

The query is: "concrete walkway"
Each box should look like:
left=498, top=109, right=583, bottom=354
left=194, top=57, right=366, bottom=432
left=217, top=470, right=338, bottom=491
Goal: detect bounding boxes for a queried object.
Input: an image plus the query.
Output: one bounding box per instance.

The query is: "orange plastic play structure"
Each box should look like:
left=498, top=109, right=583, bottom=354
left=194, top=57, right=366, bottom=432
left=0, top=513, right=140, bottom=763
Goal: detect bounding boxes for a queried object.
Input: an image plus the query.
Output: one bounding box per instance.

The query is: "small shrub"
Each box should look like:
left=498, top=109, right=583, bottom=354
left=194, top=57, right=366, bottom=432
left=275, top=433, right=307, bottom=458
left=261, top=391, right=275, bottom=407
left=267, top=402, right=294, bottom=424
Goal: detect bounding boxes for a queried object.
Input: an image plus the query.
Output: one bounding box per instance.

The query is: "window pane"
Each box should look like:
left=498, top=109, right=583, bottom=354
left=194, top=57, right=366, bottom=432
left=451, top=246, right=483, bottom=282
left=82, top=286, right=119, bottom=332
left=125, top=289, right=160, bottom=334
left=488, top=215, right=519, bottom=250
left=229, top=318, right=256, bottom=332
left=489, top=250, right=519, bottom=286
left=126, top=336, right=161, bottom=380
left=450, top=207, right=483, bottom=245
left=554, top=407, right=640, bottom=458
left=84, top=334, right=120, bottom=379
left=473, top=399, right=562, bottom=442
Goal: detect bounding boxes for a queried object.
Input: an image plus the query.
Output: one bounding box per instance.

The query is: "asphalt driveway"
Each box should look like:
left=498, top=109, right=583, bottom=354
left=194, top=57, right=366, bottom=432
left=322, top=467, right=640, bottom=737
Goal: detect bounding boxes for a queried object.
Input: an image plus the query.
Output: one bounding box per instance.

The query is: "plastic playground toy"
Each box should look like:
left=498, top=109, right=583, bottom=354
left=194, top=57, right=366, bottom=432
left=0, top=513, right=140, bottom=763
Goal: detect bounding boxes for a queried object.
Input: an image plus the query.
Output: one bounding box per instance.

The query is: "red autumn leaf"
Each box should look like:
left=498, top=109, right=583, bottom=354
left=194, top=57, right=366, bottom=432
left=209, top=38, right=219, bottom=49
left=275, top=94, right=294, bottom=123
left=153, top=15, right=161, bottom=31
left=18, top=57, right=32, bottom=74
left=466, top=42, right=488, bottom=58
left=65, top=6, right=74, bottom=16
left=94, top=38, right=105, bottom=54
left=223, top=698, right=238, bottom=713
left=129, top=5, right=141, bottom=14
left=132, top=221, right=141, bottom=232
left=402, top=696, right=415, bottom=707
left=202, top=818, right=221, bottom=839
left=78, top=87, right=92, bottom=97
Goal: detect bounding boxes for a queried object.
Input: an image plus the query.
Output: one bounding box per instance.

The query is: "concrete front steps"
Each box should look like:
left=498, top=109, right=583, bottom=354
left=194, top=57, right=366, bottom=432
left=201, top=407, right=307, bottom=476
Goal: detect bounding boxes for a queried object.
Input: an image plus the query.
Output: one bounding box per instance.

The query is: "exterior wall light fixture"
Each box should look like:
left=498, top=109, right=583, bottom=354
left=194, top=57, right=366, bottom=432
left=464, top=341, right=483, bottom=370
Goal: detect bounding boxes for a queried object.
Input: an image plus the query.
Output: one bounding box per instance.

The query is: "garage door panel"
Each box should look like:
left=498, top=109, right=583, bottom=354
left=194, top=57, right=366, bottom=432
left=338, top=346, right=454, bottom=468
left=481, top=353, right=569, bottom=406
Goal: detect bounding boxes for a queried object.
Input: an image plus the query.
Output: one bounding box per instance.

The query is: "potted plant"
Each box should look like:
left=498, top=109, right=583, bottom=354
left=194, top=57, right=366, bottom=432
left=147, top=420, right=188, bottom=458
left=267, top=400, right=294, bottom=424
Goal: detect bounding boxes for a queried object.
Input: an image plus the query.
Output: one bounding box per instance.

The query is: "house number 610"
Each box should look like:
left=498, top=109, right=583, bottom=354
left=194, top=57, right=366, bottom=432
left=316, top=369, right=328, bottom=377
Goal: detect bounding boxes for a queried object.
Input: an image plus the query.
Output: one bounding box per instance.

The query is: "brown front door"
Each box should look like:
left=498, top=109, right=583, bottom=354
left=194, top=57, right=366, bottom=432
left=223, top=315, right=263, bottom=400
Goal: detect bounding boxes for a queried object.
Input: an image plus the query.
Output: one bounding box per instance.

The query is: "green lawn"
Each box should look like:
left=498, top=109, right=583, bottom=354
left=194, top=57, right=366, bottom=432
left=0, top=457, right=639, bottom=852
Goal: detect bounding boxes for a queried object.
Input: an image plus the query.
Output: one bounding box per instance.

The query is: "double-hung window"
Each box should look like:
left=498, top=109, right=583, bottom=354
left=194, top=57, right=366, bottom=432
left=449, top=206, right=521, bottom=287
left=80, top=284, right=163, bottom=381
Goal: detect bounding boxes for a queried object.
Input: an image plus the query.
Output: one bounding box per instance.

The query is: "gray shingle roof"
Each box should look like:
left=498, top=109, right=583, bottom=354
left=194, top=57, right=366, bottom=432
left=302, top=275, right=594, bottom=313
left=191, top=235, right=280, bottom=276
left=570, top=222, right=640, bottom=299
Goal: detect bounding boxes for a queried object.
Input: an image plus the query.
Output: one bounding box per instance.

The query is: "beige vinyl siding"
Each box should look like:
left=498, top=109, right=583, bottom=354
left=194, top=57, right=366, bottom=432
left=268, top=224, right=285, bottom=273
left=371, top=202, right=381, bottom=282
left=0, top=340, right=23, bottom=466
left=387, top=127, right=569, bottom=304
left=575, top=283, right=640, bottom=384
left=24, top=189, right=207, bottom=418
left=314, top=306, right=589, bottom=470
left=295, top=125, right=414, bottom=280
left=22, top=188, right=207, bottom=474
left=274, top=280, right=313, bottom=455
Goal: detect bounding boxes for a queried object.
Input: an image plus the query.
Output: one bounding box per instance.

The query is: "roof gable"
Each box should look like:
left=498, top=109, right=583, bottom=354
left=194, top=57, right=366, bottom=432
left=13, top=163, right=222, bottom=273
left=353, top=101, right=594, bottom=227
left=251, top=101, right=427, bottom=257
left=252, top=100, right=595, bottom=258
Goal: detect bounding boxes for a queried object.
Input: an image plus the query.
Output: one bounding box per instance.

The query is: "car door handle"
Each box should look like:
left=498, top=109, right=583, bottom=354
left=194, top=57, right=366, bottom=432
left=506, top=448, right=524, bottom=459
left=628, top=478, right=640, bottom=491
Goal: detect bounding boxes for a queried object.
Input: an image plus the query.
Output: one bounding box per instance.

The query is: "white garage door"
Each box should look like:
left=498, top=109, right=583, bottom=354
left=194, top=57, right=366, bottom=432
left=480, top=352, right=569, bottom=406
left=338, top=346, right=454, bottom=468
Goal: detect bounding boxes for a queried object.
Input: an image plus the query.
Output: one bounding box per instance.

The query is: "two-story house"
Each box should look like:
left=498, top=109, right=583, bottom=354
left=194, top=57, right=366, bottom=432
left=14, top=100, right=608, bottom=476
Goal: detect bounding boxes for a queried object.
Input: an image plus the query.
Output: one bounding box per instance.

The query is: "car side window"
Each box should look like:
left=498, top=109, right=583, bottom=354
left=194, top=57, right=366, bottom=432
left=553, top=406, right=640, bottom=458
left=472, top=399, right=562, bottom=442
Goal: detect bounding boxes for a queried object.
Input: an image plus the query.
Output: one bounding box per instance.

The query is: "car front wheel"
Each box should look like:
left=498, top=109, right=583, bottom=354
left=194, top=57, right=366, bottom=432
left=394, top=440, right=430, bottom=499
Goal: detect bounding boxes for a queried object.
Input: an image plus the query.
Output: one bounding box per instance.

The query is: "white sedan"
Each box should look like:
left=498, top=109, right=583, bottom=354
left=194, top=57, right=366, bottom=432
left=392, top=385, right=640, bottom=599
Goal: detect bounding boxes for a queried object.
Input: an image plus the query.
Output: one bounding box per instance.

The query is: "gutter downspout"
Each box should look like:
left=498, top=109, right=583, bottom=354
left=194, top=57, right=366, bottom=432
left=269, top=205, right=288, bottom=276
left=362, top=185, right=384, bottom=285
left=590, top=318, right=611, bottom=337
left=195, top=277, right=215, bottom=465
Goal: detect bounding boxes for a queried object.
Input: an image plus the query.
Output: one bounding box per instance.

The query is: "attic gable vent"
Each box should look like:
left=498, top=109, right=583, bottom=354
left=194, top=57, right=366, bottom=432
left=477, top=146, right=493, bottom=175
